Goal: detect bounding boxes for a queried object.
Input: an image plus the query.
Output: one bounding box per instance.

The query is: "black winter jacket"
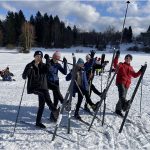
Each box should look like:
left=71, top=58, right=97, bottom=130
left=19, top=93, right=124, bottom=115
left=22, top=60, right=49, bottom=94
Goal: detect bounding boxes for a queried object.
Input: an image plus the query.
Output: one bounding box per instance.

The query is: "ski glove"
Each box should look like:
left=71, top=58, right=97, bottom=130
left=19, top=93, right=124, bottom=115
left=139, top=65, right=145, bottom=73
left=44, top=54, right=49, bottom=60
left=90, top=50, right=96, bottom=59
left=116, top=50, right=120, bottom=58
left=63, top=57, right=67, bottom=64
left=111, top=68, right=115, bottom=72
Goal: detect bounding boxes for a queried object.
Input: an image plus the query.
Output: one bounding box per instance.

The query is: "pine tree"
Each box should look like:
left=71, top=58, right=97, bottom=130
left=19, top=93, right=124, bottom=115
left=35, top=11, right=43, bottom=46
left=0, top=20, right=4, bottom=46
left=4, top=11, right=16, bottom=47
left=42, top=13, right=51, bottom=48
left=128, top=26, right=133, bottom=42
left=14, top=10, right=26, bottom=45
left=147, top=25, right=150, bottom=32
left=73, top=25, right=78, bottom=45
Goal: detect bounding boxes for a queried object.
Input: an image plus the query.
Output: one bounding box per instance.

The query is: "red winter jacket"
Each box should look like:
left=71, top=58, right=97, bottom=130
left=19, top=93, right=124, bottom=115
left=113, top=56, right=141, bottom=89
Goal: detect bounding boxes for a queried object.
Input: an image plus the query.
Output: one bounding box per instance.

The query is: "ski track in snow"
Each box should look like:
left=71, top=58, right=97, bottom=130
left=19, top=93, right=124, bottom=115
left=0, top=48, right=150, bottom=150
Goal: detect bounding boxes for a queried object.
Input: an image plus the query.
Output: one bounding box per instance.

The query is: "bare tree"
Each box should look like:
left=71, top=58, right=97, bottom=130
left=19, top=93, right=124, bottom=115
left=19, top=22, right=35, bottom=53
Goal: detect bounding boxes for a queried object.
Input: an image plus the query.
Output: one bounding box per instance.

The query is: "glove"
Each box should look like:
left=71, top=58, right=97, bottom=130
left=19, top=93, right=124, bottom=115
left=139, top=66, right=145, bottom=73
left=116, top=50, right=120, bottom=58
left=111, top=68, right=115, bottom=72
left=44, top=54, right=49, bottom=60
left=90, top=50, right=96, bottom=59
left=63, top=57, right=67, bottom=64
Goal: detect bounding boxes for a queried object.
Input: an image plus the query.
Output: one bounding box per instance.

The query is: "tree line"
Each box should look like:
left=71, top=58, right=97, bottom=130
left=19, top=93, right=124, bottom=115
left=0, top=10, right=134, bottom=52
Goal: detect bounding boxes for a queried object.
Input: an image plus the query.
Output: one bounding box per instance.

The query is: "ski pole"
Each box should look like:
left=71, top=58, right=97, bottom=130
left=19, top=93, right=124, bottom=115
left=10, top=79, right=27, bottom=137
left=140, top=78, right=143, bottom=117
left=120, top=1, right=130, bottom=45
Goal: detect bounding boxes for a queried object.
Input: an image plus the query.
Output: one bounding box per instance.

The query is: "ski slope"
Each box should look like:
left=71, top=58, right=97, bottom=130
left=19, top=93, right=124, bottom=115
left=0, top=47, right=150, bottom=150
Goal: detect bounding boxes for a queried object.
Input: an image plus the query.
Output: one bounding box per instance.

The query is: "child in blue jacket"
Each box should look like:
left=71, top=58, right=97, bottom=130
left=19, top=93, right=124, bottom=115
left=66, top=58, right=98, bottom=119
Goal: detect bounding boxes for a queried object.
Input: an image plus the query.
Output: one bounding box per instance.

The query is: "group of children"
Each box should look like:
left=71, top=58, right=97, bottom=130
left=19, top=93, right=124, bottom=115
left=21, top=50, right=143, bottom=128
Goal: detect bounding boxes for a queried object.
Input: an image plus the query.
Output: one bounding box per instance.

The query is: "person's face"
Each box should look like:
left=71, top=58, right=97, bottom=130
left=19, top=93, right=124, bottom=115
left=78, top=63, right=84, bottom=68
left=53, top=56, right=60, bottom=63
left=125, top=56, right=132, bottom=64
left=86, top=57, right=90, bottom=62
left=34, top=55, right=42, bottom=63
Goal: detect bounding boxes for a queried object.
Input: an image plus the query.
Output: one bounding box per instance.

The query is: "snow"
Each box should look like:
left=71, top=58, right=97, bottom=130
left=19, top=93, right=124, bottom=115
left=0, top=47, right=150, bottom=150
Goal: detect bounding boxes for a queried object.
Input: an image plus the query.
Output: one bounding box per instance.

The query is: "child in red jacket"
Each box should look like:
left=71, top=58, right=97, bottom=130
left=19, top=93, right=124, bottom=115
left=113, top=51, right=142, bottom=117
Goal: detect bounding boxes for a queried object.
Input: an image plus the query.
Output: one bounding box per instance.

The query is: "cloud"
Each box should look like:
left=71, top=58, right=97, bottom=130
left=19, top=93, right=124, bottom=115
left=1, top=2, right=17, bottom=12
left=0, top=1, right=149, bottom=36
left=0, top=14, right=5, bottom=20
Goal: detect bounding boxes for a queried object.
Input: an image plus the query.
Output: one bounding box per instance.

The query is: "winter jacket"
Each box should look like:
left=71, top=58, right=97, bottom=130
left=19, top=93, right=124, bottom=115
left=84, top=58, right=102, bottom=80
left=66, top=66, right=89, bottom=97
left=47, top=59, right=67, bottom=85
left=113, top=56, right=141, bottom=89
left=1, top=70, right=14, bottom=81
left=22, top=60, right=49, bottom=94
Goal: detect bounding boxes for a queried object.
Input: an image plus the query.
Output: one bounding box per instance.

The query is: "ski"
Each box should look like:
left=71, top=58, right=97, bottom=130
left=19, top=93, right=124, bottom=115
left=73, top=117, right=91, bottom=126
left=88, top=68, right=118, bottom=131
left=101, top=49, right=116, bottom=126
left=81, top=107, right=101, bottom=122
left=101, top=54, right=105, bottom=71
left=20, top=121, right=76, bottom=143
left=52, top=53, right=76, bottom=141
left=119, top=63, right=147, bottom=133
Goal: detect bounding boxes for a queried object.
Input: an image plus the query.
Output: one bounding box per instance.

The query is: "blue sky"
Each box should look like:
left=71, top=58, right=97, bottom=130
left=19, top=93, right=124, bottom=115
left=0, top=0, right=150, bottom=36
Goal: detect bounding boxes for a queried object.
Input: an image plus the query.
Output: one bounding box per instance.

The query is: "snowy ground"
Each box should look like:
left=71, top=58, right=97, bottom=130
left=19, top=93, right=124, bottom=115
left=0, top=47, right=150, bottom=150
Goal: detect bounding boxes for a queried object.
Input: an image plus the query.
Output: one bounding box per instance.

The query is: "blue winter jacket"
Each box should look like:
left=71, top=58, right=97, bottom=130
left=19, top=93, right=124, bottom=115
left=1, top=72, right=14, bottom=81
left=66, top=67, right=89, bottom=97
left=47, top=59, right=67, bottom=85
left=84, top=58, right=102, bottom=81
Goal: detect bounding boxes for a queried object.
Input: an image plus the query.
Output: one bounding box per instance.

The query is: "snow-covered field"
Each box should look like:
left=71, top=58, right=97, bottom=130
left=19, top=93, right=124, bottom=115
left=0, top=47, right=150, bottom=150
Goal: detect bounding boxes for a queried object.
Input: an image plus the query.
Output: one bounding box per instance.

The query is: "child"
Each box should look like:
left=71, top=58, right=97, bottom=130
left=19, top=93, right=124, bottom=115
left=22, top=50, right=59, bottom=128
left=66, top=58, right=98, bottom=119
left=44, top=51, right=67, bottom=122
left=113, top=51, right=143, bottom=117
left=0, top=67, right=14, bottom=81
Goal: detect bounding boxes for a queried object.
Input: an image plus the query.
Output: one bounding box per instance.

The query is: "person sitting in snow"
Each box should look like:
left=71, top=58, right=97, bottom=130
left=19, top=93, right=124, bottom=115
left=22, top=50, right=59, bottom=128
left=0, top=67, right=15, bottom=81
left=66, top=58, right=99, bottom=120
left=44, top=51, right=67, bottom=122
left=113, top=50, right=143, bottom=117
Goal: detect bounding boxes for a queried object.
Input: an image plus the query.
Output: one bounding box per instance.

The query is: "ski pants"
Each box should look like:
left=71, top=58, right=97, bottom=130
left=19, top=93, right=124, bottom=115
left=48, top=82, right=64, bottom=107
left=34, top=89, right=55, bottom=123
left=84, top=83, right=101, bottom=107
left=75, top=87, right=95, bottom=114
left=116, top=84, right=128, bottom=111
left=90, top=84, right=101, bottom=96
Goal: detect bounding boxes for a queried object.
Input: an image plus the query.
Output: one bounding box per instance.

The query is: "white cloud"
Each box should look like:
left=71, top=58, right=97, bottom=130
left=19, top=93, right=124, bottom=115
left=0, top=1, right=149, bottom=36
left=0, top=14, right=5, bottom=20
left=1, top=2, right=17, bottom=12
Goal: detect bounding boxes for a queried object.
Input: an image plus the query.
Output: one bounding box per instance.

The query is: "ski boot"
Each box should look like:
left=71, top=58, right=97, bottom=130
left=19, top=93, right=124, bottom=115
left=84, top=103, right=91, bottom=113
left=115, top=109, right=124, bottom=117
left=36, top=122, right=46, bottom=128
left=122, top=100, right=130, bottom=112
left=74, top=112, right=81, bottom=120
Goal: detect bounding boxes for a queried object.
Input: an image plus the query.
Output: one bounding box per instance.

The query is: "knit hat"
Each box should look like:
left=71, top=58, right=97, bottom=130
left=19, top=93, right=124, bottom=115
left=77, top=58, right=84, bottom=65
left=125, top=54, right=132, bottom=60
left=53, top=51, right=61, bottom=60
left=34, top=51, right=43, bottom=58
left=86, top=54, right=91, bottom=60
